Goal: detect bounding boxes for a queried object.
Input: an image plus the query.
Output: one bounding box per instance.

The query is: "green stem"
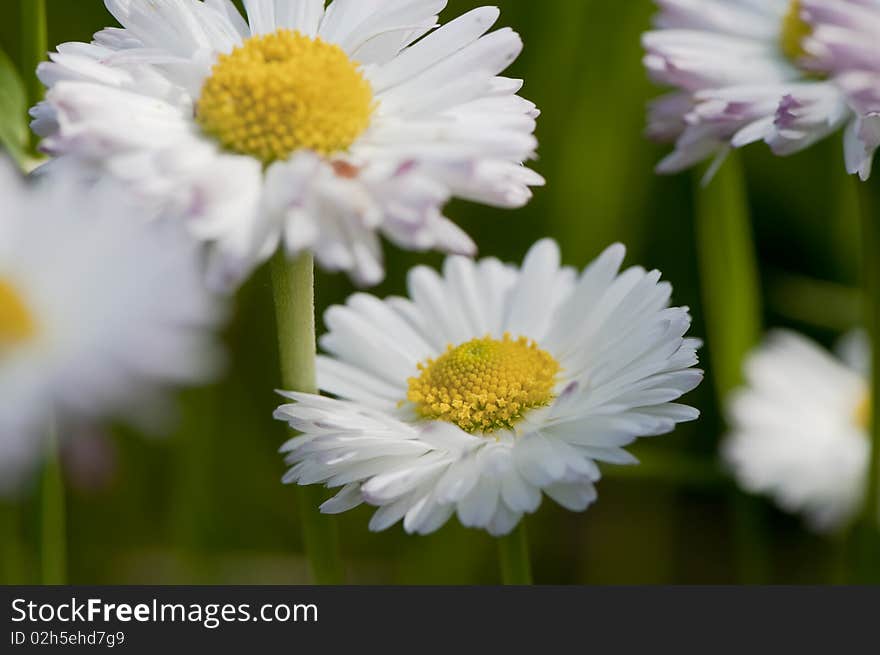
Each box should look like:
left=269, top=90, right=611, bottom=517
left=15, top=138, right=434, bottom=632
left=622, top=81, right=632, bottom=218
left=172, top=386, right=218, bottom=583
left=271, top=250, right=344, bottom=585
left=694, top=152, right=770, bottom=583
left=694, top=154, right=762, bottom=397
left=497, top=522, right=533, bottom=585
left=1, top=502, right=27, bottom=584
left=833, top=166, right=862, bottom=285
left=19, top=0, right=47, bottom=150
left=854, top=178, right=880, bottom=583
left=40, top=418, right=67, bottom=585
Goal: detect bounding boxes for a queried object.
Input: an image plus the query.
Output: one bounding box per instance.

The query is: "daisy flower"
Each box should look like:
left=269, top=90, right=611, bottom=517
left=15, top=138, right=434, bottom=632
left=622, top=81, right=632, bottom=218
left=32, top=0, right=543, bottom=289
left=274, top=240, right=702, bottom=536
left=643, top=0, right=858, bottom=177
left=0, top=158, right=224, bottom=493
left=801, top=0, right=880, bottom=179
left=723, top=330, right=869, bottom=532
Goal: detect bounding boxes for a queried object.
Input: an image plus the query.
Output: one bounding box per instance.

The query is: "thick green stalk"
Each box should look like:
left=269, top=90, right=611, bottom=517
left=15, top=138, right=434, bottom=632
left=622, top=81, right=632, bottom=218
left=853, top=179, right=880, bottom=583
left=20, top=0, right=46, bottom=150
left=497, top=522, right=533, bottom=585
left=694, top=154, right=762, bottom=398
left=271, top=251, right=343, bottom=585
left=694, top=152, right=770, bottom=583
left=40, top=419, right=67, bottom=585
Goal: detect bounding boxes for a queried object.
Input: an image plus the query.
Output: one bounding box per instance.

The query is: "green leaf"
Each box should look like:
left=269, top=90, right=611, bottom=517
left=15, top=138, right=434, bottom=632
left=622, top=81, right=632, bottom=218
left=0, top=47, right=29, bottom=165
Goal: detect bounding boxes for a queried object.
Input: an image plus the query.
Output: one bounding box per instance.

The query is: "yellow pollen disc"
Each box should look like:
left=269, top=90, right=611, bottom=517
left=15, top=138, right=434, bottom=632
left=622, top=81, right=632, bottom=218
left=407, top=333, right=561, bottom=434
left=855, top=389, right=871, bottom=431
left=0, top=278, right=37, bottom=348
left=196, top=29, right=374, bottom=164
left=780, top=1, right=812, bottom=62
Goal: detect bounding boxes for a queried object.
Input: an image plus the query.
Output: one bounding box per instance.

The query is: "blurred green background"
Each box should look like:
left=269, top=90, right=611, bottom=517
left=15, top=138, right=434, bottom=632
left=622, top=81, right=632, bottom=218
left=0, top=0, right=862, bottom=584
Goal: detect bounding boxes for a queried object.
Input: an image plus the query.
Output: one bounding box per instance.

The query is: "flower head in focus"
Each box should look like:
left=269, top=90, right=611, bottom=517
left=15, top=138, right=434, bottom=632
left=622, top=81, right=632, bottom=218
left=275, top=240, right=702, bottom=536
left=643, top=0, right=859, bottom=178
left=33, top=0, right=543, bottom=289
left=0, top=158, right=224, bottom=493
left=723, top=330, right=869, bottom=532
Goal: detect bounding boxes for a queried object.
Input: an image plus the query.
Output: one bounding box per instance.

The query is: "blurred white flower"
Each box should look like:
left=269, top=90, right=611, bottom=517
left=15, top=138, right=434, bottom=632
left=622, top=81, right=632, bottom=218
left=275, top=240, right=702, bottom=536
left=32, top=0, right=542, bottom=289
left=801, top=0, right=880, bottom=179
left=643, top=0, right=856, bottom=178
left=723, top=330, right=869, bottom=532
left=0, top=158, right=224, bottom=494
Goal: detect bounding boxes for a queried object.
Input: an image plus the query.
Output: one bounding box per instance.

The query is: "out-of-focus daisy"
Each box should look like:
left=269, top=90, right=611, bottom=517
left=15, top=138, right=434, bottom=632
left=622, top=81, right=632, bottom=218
left=643, top=0, right=858, bottom=177
left=32, top=0, right=542, bottom=289
left=723, top=330, right=869, bottom=532
left=0, top=159, right=224, bottom=493
left=801, top=0, right=880, bottom=179
left=274, top=240, right=702, bottom=536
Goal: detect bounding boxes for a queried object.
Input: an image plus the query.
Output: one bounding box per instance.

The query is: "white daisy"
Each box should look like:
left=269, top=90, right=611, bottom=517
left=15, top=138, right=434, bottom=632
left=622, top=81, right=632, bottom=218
left=723, top=330, right=869, bottom=532
left=32, top=0, right=543, bottom=289
left=274, top=240, right=703, bottom=536
left=643, top=0, right=857, bottom=177
left=801, top=0, right=880, bottom=179
left=0, top=158, right=224, bottom=493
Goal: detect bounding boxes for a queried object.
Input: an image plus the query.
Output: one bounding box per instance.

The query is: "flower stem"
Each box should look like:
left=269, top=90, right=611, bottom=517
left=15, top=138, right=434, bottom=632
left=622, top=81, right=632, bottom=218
left=694, top=154, right=761, bottom=397
left=40, top=417, right=66, bottom=585
left=1, top=502, right=27, bottom=584
left=694, top=152, right=770, bottom=583
left=853, top=178, right=880, bottom=583
left=271, top=250, right=344, bottom=585
left=171, top=386, right=218, bottom=583
left=19, top=0, right=46, bottom=149
left=497, top=522, right=533, bottom=584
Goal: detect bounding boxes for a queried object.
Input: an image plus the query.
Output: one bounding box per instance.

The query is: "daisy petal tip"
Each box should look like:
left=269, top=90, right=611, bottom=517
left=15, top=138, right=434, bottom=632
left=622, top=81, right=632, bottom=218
left=604, top=242, right=627, bottom=261
left=487, top=525, right=516, bottom=538
left=530, top=236, right=560, bottom=257
left=455, top=240, right=478, bottom=258
left=654, top=161, right=676, bottom=176
left=275, top=389, right=303, bottom=402
left=353, top=271, right=385, bottom=290
left=474, top=5, right=502, bottom=26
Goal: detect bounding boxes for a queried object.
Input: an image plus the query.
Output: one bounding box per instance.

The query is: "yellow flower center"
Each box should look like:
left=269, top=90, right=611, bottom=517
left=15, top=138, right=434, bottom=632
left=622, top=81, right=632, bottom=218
left=407, top=334, right=561, bottom=434
left=196, top=29, right=374, bottom=165
left=780, top=1, right=812, bottom=62
left=0, top=278, right=37, bottom=349
left=855, top=389, right=871, bottom=430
